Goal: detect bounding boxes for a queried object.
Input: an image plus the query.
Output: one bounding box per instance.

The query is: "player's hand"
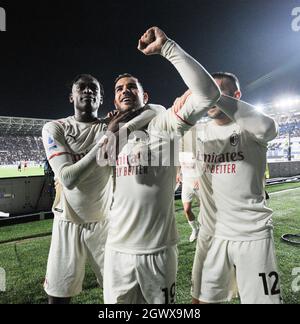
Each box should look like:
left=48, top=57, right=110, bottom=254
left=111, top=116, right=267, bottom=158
left=101, top=110, right=118, bottom=125
left=172, top=90, right=192, bottom=113
left=54, top=179, right=61, bottom=191
left=193, top=180, right=200, bottom=190
left=107, top=110, right=137, bottom=133
left=107, top=110, right=118, bottom=120
left=97, top=133, right=117, bottom=167
left=138, top=27, right=168, bottom=55
left=176, top=174, right=182, bottom=184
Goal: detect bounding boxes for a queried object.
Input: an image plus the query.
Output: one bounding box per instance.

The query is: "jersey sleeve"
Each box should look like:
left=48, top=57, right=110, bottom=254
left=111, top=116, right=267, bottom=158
left=42, top=121, right=107, bottom=190
left=123, top=104, right=166, bottom=132
left=217, top=95, right=278, bottom=144
left=148, top=40, right=220, bottom=134
left=42, top=121, right=73, bottom=170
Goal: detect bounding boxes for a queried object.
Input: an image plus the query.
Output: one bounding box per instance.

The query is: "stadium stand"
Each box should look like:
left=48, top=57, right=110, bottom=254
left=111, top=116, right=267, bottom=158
left=0, top=116, right=50, bottom=166
left=0, top=117, right=53, bottom=217
left=267, top=113, right=300, bottom=161
left=0, top=136, right=45, bottom=165
left=278, top=119, right=300, bottom=138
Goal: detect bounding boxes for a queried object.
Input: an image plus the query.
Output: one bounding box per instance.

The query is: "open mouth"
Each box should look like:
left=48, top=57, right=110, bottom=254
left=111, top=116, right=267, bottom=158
left=82, top=96, right=95, bottom=102
left=121, top=97, right=134, bottom=104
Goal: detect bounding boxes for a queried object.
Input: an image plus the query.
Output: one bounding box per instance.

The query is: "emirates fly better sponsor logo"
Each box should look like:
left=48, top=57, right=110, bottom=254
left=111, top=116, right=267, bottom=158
left=0, top=7, right=6, bottom=31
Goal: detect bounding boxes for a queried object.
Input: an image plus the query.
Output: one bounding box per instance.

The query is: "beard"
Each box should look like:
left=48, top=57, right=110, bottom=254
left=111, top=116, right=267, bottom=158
left=117, top=102, right=144, bottom=113
left=207, top=107, right=227, bottom=120
left=76, top=97, right=100, bottom=112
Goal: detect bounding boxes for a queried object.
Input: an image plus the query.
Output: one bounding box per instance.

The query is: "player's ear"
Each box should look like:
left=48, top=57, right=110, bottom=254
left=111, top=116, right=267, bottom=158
left=143, top=92, right=149, bottom=105
left=69, top=94, right=74, bottom=104
left=99, top=96, right=104, bottom=106
left=234, top=90, right=242, bottom=100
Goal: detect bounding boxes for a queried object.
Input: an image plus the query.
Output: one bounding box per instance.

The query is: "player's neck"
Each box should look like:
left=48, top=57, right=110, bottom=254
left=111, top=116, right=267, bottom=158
left=214, top=116, right=232, bottom=126
left=74, top=111, right=98, bottom=123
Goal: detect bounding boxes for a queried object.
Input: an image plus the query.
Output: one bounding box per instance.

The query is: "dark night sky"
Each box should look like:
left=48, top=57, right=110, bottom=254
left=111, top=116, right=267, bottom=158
left=1, top=0, right=300, bottom=120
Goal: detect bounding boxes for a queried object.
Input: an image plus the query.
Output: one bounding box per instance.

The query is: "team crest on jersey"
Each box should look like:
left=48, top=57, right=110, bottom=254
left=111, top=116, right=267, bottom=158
left=196, top=136, right=204, bottom=144
left=47, top=136, right=58, bottom=151
left=230, top=132, right=239, bottom=147
left=48, top=136, right=54, bottom=145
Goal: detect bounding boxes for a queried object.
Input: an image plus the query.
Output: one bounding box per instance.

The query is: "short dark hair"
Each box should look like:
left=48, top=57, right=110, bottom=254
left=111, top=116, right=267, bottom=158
left=70, top=74, right=104, bottom=97
left=114, top=73, right=144, bottom=91
left=212, top=72, right=240, bottom=96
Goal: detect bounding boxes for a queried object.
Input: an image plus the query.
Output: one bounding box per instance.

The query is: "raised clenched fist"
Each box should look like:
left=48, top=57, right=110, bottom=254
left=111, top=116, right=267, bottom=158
left=138, top=26, right=168, bottom=55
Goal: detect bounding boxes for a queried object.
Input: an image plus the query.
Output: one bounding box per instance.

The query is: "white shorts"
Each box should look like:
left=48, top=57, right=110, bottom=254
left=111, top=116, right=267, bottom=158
left=104, top=246, right=178, bottom=304
left=181, top=181, right=200, bottom=204
left=44, top=217, right=108, bottom=298
left=191, top=232, right=282, bottom=304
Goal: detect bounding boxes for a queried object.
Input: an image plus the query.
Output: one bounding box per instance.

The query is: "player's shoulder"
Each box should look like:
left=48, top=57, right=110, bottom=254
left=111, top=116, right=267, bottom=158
left=42, top=117, right=72, bottom=136
left=146, top=104, right=166, bottom=115
left=197, top=120, right=213, bottom=132
left=93, top=117, right=108, bottom=131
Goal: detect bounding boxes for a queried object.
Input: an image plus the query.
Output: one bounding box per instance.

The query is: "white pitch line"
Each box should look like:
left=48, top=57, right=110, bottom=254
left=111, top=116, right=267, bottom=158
left=270, top=187, right=300, bottom=196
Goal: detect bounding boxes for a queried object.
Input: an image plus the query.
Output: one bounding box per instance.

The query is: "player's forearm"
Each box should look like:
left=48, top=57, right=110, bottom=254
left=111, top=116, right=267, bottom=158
left=42, top=122, right=109, bottom=189
left=124, top=104, right=165, bottom=132
left=53, top=136, right=107, bottom=190
left=161, top=40, right=220, bottom=106
left=217, top=95, right=278, bottom=143
left=159, top=40, right=220, bottom=128
left=58, top=146, right=99, bottom=189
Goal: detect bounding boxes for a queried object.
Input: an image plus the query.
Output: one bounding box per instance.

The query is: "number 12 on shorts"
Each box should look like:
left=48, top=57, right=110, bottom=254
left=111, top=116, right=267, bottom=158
left=161, top=283, right=176, bottom=304
left=259, top=272, right=281, bottom=296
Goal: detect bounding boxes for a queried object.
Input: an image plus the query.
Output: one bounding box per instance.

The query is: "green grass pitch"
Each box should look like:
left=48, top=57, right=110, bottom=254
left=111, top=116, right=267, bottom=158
left=0, top=183, right=299, bottom=304
left=0, top=167, right=44, bottom=179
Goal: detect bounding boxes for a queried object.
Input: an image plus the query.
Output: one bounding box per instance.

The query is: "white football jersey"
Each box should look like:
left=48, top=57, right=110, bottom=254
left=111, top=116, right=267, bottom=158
left=42, top=116, right=112, bottom=224
left=105, top=39, right=220, bottom=254
left=107, top=124, right=179, bottom=254
left=194, top=115, right=277, bottom=241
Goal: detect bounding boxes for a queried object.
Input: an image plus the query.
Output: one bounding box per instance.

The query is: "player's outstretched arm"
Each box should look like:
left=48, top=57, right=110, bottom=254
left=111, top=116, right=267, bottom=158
left=217, top=95, right=278, bottom=143
left=123, top=104, right=166, bottom=132
left=172, top=91, right=278, bottom=143
left=138, top=27, right=221, bottom=131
